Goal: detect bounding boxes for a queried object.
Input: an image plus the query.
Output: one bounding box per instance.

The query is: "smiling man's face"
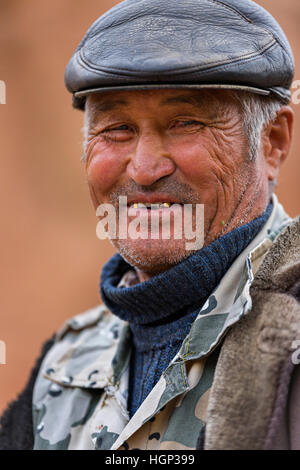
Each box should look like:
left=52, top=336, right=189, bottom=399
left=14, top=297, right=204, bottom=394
left=84, top=89, right=273, bottom=279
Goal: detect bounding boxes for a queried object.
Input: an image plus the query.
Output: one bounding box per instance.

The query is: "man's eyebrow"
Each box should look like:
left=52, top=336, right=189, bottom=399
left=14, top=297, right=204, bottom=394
left=89, top=98, right=128, bottom=115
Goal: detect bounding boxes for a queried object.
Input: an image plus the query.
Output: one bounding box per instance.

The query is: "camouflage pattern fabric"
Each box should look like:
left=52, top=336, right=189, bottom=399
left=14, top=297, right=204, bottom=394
left=32, top=195, right=290, bottom=450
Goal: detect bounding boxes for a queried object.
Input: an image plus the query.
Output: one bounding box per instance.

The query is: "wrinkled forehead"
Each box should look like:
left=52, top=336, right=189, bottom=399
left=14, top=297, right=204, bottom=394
left=85, top=88, right=239, bottom=120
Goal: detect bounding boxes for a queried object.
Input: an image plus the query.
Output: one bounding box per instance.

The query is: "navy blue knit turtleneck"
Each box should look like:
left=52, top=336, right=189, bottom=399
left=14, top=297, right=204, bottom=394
left=100, top=203, right=273, bottom=417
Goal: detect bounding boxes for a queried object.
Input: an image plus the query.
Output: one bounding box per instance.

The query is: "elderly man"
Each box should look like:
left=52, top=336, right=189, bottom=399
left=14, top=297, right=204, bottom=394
left=0, top=0, right=299, bottom=451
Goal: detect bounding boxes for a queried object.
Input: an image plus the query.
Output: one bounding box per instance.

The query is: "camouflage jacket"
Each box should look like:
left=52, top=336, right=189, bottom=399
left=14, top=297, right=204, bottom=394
left=32, top=195, right=295, bottom=450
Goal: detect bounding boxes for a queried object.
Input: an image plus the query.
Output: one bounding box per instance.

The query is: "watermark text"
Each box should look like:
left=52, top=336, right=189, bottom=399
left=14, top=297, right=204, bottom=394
left=0, top=80, right=6, bottom=104
left=291, top=340, right=300, bottom=365
left=96, top=197, right=205, bottom=250
left=0, top=340, right=6, bottom=364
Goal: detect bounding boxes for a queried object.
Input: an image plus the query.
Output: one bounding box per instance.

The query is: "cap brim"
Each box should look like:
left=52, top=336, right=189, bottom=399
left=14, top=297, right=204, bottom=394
left=74, top=83, right=271, bottom=99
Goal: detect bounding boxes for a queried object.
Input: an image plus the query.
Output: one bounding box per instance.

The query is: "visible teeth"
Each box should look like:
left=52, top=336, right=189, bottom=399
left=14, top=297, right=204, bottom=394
left=130, top=202, right=172, bottom=209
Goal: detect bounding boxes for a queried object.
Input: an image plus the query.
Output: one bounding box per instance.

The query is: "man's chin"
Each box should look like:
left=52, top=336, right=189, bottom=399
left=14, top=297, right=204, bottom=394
left=110, top=238, right=193, bottom=276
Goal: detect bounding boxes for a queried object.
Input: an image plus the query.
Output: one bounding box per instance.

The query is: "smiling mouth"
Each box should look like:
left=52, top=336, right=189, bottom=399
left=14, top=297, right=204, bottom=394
left=128, top=202, right=182, bottom=209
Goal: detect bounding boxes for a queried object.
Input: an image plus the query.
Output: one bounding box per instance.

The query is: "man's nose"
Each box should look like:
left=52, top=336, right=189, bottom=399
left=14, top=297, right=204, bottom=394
left=126, top=132, right=176, bottom=186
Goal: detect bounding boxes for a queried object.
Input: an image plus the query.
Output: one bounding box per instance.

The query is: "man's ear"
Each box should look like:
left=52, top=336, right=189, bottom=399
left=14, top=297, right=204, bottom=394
left=262, top=106, right=294, bottom=182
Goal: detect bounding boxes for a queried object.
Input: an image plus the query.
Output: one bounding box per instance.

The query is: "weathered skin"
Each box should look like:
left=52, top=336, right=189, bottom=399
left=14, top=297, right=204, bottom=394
left=84, top=89, right=293, bottom=279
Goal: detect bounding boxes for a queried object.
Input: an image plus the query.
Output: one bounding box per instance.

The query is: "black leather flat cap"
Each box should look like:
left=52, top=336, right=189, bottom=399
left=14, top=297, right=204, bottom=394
left=65, top=0, right=295, bottom=110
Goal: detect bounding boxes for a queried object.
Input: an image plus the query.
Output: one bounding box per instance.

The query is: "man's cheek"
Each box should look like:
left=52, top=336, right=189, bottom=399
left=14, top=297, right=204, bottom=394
left=194, top=147, right=238, bottom=190
left=86, top=150, right=123, bottom=193
left=176, top=143, right=220, bottom=189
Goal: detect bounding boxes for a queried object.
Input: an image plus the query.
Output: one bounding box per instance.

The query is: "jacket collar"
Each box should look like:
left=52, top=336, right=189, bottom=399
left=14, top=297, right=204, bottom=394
left=205, top=215, right=300, bottom=449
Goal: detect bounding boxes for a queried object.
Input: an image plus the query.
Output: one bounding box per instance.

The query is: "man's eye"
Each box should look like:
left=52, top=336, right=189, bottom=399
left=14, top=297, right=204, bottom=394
left=100, top=124, right=133, bottom=142
left=171, top=120, right=204, bottom=129
left=106, top=124, right=131, bottom=132
left=180, top=120, right=198, bottom=126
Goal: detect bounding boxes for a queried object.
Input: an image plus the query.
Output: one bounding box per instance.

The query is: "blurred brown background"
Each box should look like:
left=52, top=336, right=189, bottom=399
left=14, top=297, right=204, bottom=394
left=0, top=0, right=299, bottom=413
